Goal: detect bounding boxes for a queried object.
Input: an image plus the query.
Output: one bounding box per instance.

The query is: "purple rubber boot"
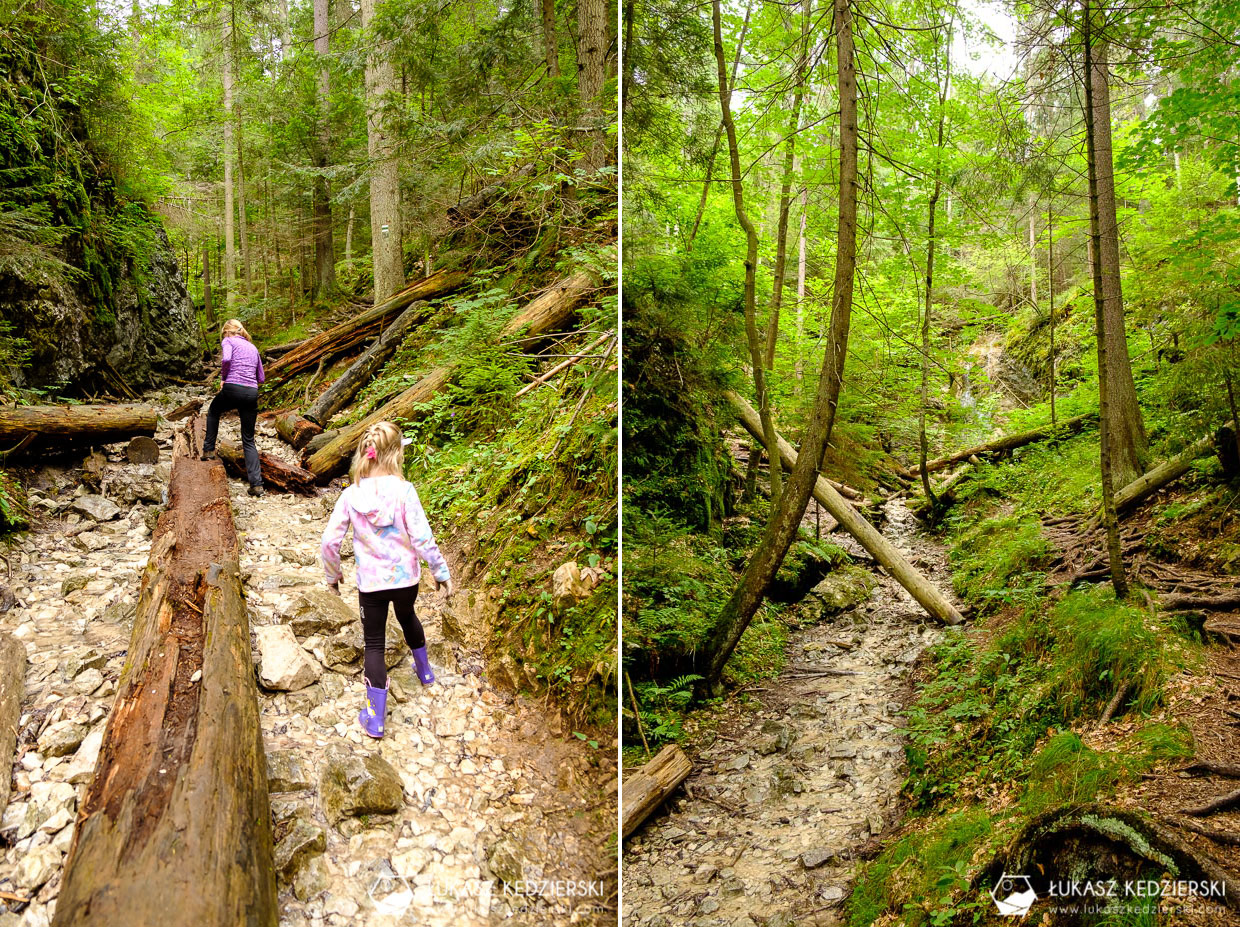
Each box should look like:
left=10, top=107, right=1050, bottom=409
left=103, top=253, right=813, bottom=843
left=358, top=678, right=388, bottom=738
left=412, top=646, right=435, bottom=686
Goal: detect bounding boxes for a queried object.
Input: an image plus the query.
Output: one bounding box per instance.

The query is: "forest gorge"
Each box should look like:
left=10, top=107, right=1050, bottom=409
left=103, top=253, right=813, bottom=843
left=0, top=0, right=617, bottom=924
left=623, top=0, right=1240, bottom=921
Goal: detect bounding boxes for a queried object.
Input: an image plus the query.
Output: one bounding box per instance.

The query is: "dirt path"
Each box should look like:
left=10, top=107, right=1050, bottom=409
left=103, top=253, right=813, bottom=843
left=622, top=497, right=958, bottom=927
left=0, top=392, right=616, bottom=927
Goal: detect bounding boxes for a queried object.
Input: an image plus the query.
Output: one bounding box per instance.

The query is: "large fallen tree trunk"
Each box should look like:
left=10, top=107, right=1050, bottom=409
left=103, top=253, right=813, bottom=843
left=729, top=391, right=964, bottom=625
left=0, top=633, right=24, bottom=819
left=307, top=270, right=598, bottom=479
left=1115, top=433, right=1214, bottom=514
left=53, top=417, right=276, bottom=927
left=265, top=270, right=465, bottom=384
left=622, top=744, right=692, bottom=839
left=303, top=299, right=428, bottom=427
left=899, top=412, right=1095, bottom=478
left=446, top=164, right=535, bottom=227
left=216, top=441, right=318, bottom=495
left=0, top=404, right=158, bottom=447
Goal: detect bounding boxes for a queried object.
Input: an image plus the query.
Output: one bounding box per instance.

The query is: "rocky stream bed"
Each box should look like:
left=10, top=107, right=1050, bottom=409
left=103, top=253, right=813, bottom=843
left=622, top=498, right=958, bottom=927
left=0, top=394, right=617, bottom=927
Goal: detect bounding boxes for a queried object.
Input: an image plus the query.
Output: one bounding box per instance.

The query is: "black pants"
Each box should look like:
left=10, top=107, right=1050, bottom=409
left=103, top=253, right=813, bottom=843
left=358, top=584, right=424, bottom=687
left=203, top=383, right=261, bottom=487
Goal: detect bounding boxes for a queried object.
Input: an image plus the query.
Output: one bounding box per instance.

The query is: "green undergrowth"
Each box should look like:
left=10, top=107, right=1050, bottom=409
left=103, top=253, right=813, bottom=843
left=850, top=429, right=1203, bottom=927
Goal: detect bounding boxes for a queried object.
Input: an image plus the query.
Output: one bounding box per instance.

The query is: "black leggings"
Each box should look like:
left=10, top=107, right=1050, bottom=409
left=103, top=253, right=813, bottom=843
left=203, top=383, right=261, bottom=487
left=358, top=584, right=424, bottom=687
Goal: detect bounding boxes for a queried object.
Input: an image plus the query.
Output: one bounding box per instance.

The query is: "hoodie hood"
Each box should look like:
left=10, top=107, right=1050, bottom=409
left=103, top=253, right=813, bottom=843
left=350, top=476, right=404, bottom=528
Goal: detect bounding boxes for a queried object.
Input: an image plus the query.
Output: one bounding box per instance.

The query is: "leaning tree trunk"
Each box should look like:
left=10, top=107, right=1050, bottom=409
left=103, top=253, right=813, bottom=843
left=306, top=270, right=598, bottom=479
left=1114, top=433, right=1214, bottom=514
left=0, top=404, right=158, bottom=447
left=730, top=392, right=963, bottom=626
left=303, top=299, right=428, bottom=426
left=0, top=633, right=24, bottom=820
left=52, top=417, right=277, bottom=927
left=622, top=745, right=692, bottom=839
left=266, top=269, right=463, bottom=383
left=899, top=413, right=1094, bottom=478
left=699, top=0, right=859, bottom=695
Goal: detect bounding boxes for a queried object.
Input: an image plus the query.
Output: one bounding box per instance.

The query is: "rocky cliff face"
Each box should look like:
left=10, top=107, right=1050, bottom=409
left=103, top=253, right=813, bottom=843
left=1, top=225, right=201, bottom=395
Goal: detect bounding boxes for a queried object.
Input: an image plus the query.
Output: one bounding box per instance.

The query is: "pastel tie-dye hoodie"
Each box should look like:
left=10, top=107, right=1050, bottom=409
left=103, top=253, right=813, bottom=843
left=320, top=475, right=450, bottom=593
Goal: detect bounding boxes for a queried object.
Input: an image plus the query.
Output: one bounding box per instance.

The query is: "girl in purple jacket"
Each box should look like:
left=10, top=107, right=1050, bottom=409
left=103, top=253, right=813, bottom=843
left=201, top=319, right=265, bottom=496
left=320, top=421, right=454, bottom=738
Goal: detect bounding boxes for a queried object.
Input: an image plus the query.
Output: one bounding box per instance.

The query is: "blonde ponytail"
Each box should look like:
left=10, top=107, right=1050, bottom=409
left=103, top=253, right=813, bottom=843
left=350, top=421, right=404, bottom=481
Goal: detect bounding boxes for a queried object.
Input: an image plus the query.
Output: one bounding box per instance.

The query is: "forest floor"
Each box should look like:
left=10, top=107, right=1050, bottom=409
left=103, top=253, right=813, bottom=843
left=0, top=390, right=616, bottom=927
left=622, top=496, right=959, bottom=927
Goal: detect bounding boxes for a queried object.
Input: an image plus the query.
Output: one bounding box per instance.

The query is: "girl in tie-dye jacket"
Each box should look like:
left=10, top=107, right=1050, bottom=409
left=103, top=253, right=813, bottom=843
left=320, top=421, right=453, bottom=738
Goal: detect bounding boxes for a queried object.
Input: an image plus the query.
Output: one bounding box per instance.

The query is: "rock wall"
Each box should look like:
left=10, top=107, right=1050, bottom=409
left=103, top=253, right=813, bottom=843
left=1, top=225, right=201, bottom=394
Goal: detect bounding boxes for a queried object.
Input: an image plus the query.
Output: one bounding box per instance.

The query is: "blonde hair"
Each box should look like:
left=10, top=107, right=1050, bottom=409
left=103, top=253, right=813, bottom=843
left=351, top=421, right=404, bottom=481
left=221, top=319, right=251, bottom=342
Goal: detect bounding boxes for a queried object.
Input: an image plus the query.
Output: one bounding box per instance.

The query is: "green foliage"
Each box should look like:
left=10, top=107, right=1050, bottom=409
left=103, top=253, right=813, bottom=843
left=948, top=514, right=1048, bottom=610
left=0, top=471, right=29, bottom=532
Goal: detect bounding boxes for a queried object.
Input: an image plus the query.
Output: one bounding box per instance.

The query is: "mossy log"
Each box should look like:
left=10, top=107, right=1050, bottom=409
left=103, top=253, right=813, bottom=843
left=729, top=392, right=964, bottom=626
left=973, top=804, right=1240, bottom=917
left=0, top=404, right=158, bottom=449
left=265, top=269, right=467, bottom=384
left=898, top=413, right=1095, bottom=478
left=1114, top=434, right=1214, bottom=514
left=306, top=270, right=599, bottom=479
left=53, top=416, right=277, bottom=927
left=0, top=633, right=24, bottom=820
left=622, top=745, right=692, bottom=839
left=303, top=299, right=429, bottom=427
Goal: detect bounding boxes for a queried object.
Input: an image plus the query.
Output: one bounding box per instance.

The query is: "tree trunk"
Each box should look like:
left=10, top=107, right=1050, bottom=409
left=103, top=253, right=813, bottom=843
left=1081, top=11, right=1147, bottom=487
left=699, top=0, right=860, bottom=695
left=541, top=0, right=559, bottom=78
left=279, top=0, right=292, bottom=59
left=307, top=270, right=597, bottom=478
left=202, top=238, right=215, bottom=326
left=1048, top=204, right=1056, bottom=424
left=216, top=441, right=318, bottom=494
left=220, top=1, right=236, bottom=310
left=362, top=0, right=404, bottom=304
left=0, top=634, right=25, bottom=820
left=52, top=418, right=277, bottom=927
left=711, top=0, right=780, bottom=508
left=236, top=104, right=251, bottom=293
left=574, top=0, right=608, bottom=165
left=275, top=412, right=323, bottom=449
left=0, top=404, right=158, bottom=445
left=730, top=392, right=963, bottom=626
left=899, top=412, right=1095, bottom=478
left=266, top=269, right=464, bottom=383
left=1083, top=0, right=1127, bottom=598
left=621, top=745, right=691, bottom=839
left=313, top=0, right=337, bottom=300
left=304, top=299, right=428, bottom=425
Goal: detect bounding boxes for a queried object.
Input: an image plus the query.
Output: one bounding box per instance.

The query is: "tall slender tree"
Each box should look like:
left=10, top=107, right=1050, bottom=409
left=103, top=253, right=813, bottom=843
left=312, top=0, right=337, bottom=300
left=361, top=0, right=404, bottom=304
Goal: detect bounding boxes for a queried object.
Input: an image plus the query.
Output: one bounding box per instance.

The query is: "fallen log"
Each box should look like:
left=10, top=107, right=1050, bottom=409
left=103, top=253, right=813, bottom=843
left=899, top=413, right=1094, bottom=478
left=446, top=164, right=536, bottom=227
left=0, top=633, right=24, bottom=819
left=729, top=391, right=964, bottom=626
left=622, top=744, right=692, bottom=839
left=275, top=412, right=323, bottom=450
left=514, top=331, right=614, bottom=400
left=53, top=416, right=277, bottom=927
left=307, top=270, right=599, bottom=479
left=1115, top=434, right=1214, bottom=514
left=304, top=300, right=429, bottom=426
left=0, top=404, right=158, bottom=447
left=262, top=337, right=309, bottom=358
left=302, top=428, right=338, bottom=462
left=166, top=398, right=203, bottom=422
left=266, top=269, right=467, bottom=384
left=217, top=441, right=318, bottom=495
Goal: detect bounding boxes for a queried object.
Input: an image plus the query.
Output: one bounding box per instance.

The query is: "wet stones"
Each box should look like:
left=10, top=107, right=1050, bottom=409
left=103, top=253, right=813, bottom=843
left=275, top=817, right=327, bottom=879
left=59, top=576, right=88, bottom=598
left=267, top=749, right=315, bottom=793
left=256, top=624, right=322, bottom=691
left=809, top=565, right=878, bottom=616
left=317, top=748, right=403, bottom=829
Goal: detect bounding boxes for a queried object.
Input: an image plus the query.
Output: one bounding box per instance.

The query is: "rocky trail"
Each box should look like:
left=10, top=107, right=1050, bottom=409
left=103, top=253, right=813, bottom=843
left=623, top=497, right=958, bottom=927
left=0, top=391, right=616, bottom=927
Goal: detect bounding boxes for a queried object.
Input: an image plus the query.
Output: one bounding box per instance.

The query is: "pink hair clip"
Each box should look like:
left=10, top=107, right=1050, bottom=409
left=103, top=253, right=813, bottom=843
left=365, top=446, right=377, bottom=459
